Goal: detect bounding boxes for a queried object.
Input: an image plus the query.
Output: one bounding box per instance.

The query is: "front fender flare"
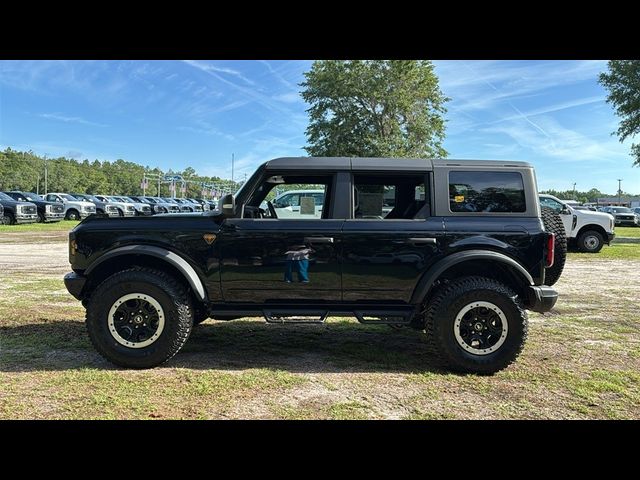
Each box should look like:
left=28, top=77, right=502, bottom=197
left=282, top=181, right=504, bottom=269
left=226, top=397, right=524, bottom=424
left=85, top=245, right=207, bottom=301
left=410, top=249, right=534, bottom=304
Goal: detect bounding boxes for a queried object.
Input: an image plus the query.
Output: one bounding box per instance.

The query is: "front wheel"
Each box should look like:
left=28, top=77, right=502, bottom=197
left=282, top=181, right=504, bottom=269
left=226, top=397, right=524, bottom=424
left=577, top=230, right=604, bottom=253
left=66, top=209, right=80, bottom=221
left=424, top=276, right=527, bottom=374
left=85, top=267, right=193, bottom=368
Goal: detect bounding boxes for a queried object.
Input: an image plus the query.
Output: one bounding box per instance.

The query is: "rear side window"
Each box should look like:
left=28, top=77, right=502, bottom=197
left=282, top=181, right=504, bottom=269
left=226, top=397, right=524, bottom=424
left=449, top=171, right=526, bottom=213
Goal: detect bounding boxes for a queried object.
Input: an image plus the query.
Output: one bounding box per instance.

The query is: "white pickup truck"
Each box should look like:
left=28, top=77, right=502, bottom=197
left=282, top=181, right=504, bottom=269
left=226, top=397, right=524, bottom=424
left=539, top=194, right=615, bottom=252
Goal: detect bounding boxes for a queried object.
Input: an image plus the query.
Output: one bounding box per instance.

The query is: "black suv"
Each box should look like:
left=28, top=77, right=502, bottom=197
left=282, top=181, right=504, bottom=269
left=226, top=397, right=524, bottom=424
left=3, top=191, right=65, bottom=223
left=64, top=158, right=558, bottom=374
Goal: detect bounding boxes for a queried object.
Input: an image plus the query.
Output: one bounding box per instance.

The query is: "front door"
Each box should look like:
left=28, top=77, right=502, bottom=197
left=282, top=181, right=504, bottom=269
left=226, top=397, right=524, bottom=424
left=217, top=173, right=342, bottom=304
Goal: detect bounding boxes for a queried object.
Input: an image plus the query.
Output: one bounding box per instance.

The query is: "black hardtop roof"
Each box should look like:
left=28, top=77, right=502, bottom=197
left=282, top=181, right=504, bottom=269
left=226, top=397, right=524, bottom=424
left=264, top=157, right=532, bottom=171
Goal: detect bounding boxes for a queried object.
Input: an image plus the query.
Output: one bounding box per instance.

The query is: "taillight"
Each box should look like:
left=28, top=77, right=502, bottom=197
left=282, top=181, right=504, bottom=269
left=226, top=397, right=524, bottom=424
left=545, top=233, right=555, bottom=268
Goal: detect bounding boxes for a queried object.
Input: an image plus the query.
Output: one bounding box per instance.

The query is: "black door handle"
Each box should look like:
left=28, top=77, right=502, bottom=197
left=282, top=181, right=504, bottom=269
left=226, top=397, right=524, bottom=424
left=304, top=237, right=334, bottom=244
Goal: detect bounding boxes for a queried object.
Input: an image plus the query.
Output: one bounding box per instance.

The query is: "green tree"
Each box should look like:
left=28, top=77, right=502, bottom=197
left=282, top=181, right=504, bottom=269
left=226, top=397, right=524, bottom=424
left=599, top=60, right=640, bottom=166
left=301, top=60, right=448, bottom=158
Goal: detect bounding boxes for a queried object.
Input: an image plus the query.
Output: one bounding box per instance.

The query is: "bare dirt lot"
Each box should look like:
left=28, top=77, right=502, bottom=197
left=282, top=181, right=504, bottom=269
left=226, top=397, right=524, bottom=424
left=1, top=230, right=639, bottom=419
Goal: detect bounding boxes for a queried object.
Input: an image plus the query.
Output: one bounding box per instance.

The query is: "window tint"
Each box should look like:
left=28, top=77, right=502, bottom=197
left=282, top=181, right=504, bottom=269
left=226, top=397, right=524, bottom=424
left=449, top=171, right=525, bottom=213
left=540, top=196, right=564, bottom=212
left=353, top=174, right=429, bottom=220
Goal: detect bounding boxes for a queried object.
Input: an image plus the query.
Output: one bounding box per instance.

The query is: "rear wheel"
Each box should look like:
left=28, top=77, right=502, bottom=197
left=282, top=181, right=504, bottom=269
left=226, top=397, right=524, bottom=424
left=540, top=206, right=567, bottom=286
left=577, top=230, right=604, bottom=253
left=424, top=276, right=527, bottom=375
left=85, top=267, right=193, bottom=368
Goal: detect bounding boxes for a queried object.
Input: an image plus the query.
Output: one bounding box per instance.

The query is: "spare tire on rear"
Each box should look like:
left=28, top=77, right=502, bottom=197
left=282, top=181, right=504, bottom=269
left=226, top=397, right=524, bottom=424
left=540, top=206, right=567, bottom=286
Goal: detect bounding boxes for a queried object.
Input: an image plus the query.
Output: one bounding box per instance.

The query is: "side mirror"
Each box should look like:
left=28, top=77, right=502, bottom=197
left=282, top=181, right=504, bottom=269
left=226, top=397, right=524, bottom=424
left=219, top=193, right=235, bottom=217
left=560, top=205, right=570, bottom=215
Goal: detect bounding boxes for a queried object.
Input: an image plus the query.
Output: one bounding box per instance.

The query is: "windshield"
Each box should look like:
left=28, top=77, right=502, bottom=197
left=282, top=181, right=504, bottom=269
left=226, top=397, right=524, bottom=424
left=20, top=192, right=41, bottom=201
left=0, top=192, right=15, bottom=201
left=612, top=207, right=632, bottom=213
left=144, top=197, right=158, bottom=203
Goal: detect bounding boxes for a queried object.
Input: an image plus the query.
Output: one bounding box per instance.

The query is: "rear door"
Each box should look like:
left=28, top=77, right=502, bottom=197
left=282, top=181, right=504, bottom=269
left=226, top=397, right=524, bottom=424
left=341, top=171, right=445, bottom=303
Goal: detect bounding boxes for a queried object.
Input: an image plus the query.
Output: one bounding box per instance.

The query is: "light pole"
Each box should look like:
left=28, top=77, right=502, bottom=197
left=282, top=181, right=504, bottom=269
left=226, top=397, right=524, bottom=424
left=617, top=179, right=623, bottom=206
left=572, top=183, right=577, bottom=200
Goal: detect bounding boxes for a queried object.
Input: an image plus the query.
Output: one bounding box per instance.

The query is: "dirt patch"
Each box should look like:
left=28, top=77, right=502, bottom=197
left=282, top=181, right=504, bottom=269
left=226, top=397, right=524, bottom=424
left=1, top=237, right=639, bottom=419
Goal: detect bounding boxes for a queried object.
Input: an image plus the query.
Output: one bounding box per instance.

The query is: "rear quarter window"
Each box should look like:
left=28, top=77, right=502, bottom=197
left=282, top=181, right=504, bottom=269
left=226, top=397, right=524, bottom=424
left=449, top=171, right=526, bottom=213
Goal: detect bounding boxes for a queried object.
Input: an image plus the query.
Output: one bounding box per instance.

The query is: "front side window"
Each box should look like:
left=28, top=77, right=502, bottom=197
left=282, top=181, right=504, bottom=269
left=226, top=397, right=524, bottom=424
left=243, top=174, right=331, bottom=220
left=449, top=171, right=526, bottom=213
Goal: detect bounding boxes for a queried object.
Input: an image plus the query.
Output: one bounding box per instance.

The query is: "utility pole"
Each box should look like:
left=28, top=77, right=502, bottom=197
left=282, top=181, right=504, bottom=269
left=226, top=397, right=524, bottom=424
left=44, top=154, right=48, bottom=196
left=231, top=153, right=235, bottom=189
left=572, top=183, right=577, bottom=200
left=617, top=179, right=623, bottom=206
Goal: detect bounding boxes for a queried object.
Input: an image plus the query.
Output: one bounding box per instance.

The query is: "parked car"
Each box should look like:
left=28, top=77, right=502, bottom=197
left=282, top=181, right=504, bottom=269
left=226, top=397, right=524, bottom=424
left=65, top=156, right=559, bottom=374
left=115, top=196, right=153, bottom=216
left=70, top=193, right=120, bottom=217
left=44, top=193, right=96, bottom=220
left=631, top=207, right=640, bottom=222
left=173, top=198, right=203, bottom=212
left=161, top=197, right=192, bottom=213
left=601, top=206, right=639, bottom=227
left=3, top=191, right=65, bottom=222
left=147, top=197, right=180, bottom=214
left=94, top=195, right=136, bottom=217
left=0, top=191, right=38, bottom=224
left=187, top=198, right=209, bottom=211
left=539, top=194, right=615, bottom=252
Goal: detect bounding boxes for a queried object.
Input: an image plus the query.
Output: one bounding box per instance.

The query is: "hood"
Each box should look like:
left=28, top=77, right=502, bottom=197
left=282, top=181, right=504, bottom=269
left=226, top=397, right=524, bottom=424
left=0, top=198, right=34, bottom=207
left=576, top=209, right=614, bottom=220
left=66, top=199, right=96, bottom=208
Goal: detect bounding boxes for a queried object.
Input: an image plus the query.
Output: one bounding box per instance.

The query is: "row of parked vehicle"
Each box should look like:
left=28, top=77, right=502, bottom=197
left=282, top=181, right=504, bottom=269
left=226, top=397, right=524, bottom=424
left=0, top=190, right=217, bottom=225
left=597, top=205, right=640, bottom=227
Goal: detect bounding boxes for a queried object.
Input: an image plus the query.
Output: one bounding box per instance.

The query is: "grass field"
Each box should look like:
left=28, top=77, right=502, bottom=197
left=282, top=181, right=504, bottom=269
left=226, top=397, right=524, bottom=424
left=616, top=226, right=640, bottom=238
left=0, top=220, right=79, bottom=232
left=0, top=230, right=638, bottom=419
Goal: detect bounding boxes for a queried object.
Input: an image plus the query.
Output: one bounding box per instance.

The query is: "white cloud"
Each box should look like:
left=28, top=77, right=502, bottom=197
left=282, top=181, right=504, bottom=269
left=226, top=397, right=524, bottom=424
left=182, top=60, right=256, bottom=86
left=482, top=116, right=626, bottom=163
left=272, top=92, right=300, bottom=103
left=38, top=113, right=107, bottom=127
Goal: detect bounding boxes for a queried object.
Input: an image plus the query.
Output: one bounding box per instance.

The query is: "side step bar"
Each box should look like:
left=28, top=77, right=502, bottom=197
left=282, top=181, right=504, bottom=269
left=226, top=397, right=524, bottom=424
left=262, top=308, right=415, bottom=325
left=264, top=310, right=329, bottom=324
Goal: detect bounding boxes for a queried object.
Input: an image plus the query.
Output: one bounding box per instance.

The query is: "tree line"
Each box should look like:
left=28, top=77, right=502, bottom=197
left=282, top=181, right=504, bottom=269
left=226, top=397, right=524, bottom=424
left=539, top=188, right=639, bottom=204
left=0, top=148, right=237, bottom=198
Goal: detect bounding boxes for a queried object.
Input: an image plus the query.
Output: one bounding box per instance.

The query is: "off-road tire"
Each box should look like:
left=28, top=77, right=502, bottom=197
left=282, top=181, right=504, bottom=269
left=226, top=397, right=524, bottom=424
left=577, top=230, right=604, bottom=253
left=85, top=267, right=193, bottom=368
left=540, top=206, right=567, bottom=286
left=424, top=276, right=528, bottom=375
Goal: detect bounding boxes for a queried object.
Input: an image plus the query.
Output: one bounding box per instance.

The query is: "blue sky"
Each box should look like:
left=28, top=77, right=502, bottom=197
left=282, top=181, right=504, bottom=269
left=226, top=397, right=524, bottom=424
left=1, top=59, right=638, bottom=193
